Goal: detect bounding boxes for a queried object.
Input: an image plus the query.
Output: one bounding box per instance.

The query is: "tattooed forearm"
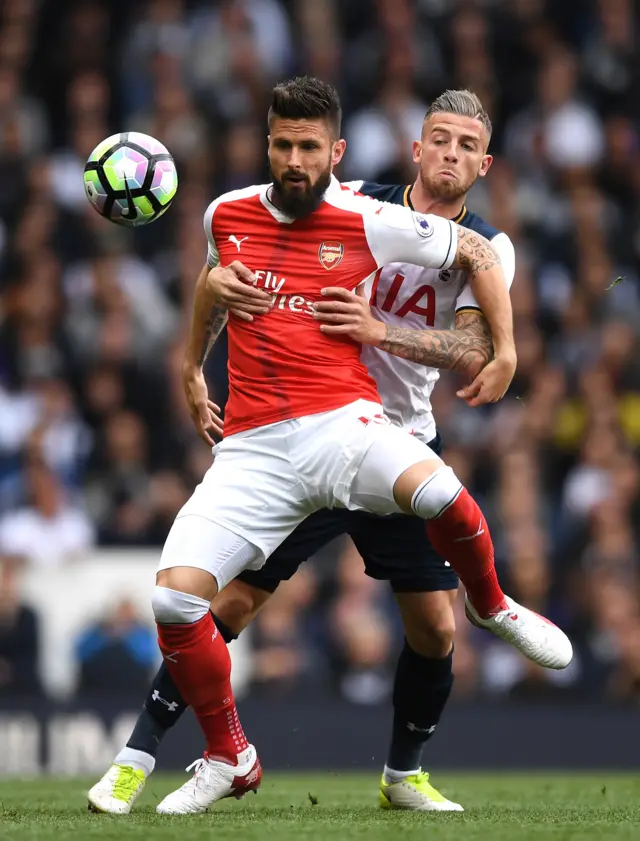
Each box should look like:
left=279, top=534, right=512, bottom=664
left=198, top=305, right=228, bottom=366
left=185, top=263, right=229, bottom=370
left=377, top=310, right=493, bottom=376
left=452, top=228, right=501, bottom=277
left=450, top=227, right=515, bottom=361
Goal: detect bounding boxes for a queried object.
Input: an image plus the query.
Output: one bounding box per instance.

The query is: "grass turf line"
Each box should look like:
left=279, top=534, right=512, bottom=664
left=1, top=772, right=639, bottom=841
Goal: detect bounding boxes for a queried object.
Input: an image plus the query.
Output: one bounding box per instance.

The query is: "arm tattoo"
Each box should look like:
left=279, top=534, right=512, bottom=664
left=377, top=309, right=493, bottom=375
left=198, top=305, right=228, bottom=366
left=453, top=228, right=501, bottom=277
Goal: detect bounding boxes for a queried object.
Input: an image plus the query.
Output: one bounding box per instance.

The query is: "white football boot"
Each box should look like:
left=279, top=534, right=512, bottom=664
left=380, top=770, right=464, bottom=811
left=88, top=764, right=147, bottom=814
left=156, top=745, right=262, bottom=814
left=465, top=594, right=573, bottom=669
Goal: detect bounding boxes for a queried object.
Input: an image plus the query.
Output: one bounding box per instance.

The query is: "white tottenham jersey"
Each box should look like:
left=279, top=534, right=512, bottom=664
left=347, top=180, right=516, bottom=444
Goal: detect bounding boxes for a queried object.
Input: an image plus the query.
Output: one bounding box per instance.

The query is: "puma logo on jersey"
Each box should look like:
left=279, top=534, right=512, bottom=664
left=229, top=235, right=249, bottom=251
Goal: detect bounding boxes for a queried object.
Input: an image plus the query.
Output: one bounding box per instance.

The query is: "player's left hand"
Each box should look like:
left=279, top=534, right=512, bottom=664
left=313, top=286, right=385, bottom=344
left=457, top=353, right=516, bottom=407
left=183, top=367, right=224, bottom=446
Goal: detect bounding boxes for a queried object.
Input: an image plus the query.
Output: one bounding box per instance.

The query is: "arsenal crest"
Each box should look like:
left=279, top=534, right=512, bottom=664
left=318, top=241, right=344, bottom=270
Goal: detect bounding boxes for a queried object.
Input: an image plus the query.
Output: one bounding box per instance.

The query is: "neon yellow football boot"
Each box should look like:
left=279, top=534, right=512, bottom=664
left=88, top=764, right=147, bottom=814
left=380, top=770, right=464, bottom=811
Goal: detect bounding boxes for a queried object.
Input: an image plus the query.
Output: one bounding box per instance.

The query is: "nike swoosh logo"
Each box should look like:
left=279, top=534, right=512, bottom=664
left=122, top=177, right=137, bottom=220
left=454, top=519, right=485, bottom=542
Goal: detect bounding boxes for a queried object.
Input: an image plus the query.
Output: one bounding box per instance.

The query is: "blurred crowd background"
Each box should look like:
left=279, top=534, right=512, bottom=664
left=1, top=0, right=640, bottom=707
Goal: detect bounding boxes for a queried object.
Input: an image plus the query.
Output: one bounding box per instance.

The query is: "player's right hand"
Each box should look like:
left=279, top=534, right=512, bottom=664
left=457, top=352, right=516, bottom=407
left=183, top=366, right=224, bottom=446
left=207, top=262, right=273, bottom=322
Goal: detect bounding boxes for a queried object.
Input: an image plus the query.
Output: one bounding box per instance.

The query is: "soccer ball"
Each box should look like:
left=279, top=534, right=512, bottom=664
left=83, top=132, right=178, bottom=226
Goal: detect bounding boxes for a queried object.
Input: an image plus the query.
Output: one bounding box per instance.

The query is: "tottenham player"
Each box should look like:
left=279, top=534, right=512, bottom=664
left=89, top=79, right=571, bottom=816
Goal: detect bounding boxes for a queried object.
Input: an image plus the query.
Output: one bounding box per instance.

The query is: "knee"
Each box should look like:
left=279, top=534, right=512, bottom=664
left=156, top=565, right=219, bottom=603
left=211, top=581, right=270, bottom=635
left=152, top=585, right=210, bottom=625
left=410, top=466, right=462, bottom=519
left=405, top=611, right=456, bottom=659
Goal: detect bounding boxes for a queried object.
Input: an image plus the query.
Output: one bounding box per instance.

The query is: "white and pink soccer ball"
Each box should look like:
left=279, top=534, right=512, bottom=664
left=83, top=131, right=178, bottom=226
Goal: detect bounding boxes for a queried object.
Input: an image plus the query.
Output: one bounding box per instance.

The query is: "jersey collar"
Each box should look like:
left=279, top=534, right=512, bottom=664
left=452, top=206, right=467, bottom=223
left=404, top=184, right=467, bottom=224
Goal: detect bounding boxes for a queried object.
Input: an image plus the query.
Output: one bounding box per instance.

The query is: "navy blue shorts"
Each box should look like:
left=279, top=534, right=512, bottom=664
left=236, top=433, right=459, bottom=594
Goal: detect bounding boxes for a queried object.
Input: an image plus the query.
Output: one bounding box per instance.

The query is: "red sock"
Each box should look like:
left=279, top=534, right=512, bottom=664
left=426, top=488, right=506, bottom=618
left=157, top=612, right=249, bottom=763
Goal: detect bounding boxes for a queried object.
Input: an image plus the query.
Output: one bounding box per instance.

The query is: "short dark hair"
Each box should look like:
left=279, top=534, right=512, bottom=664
left=425, top=89, right=492, bottom=138
left=268, top=76, right=342, bottom=138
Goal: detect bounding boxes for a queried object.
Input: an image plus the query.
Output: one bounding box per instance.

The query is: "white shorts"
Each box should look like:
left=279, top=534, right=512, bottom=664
left=158, top=399, right=441, bottom=580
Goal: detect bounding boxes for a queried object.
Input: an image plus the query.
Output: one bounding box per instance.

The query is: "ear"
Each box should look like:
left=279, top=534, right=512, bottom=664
left=478, top=154, right=493, bottom=178
left=332, top=138, right=347, bottom=166
left=412, top=140, right=422, bottom=164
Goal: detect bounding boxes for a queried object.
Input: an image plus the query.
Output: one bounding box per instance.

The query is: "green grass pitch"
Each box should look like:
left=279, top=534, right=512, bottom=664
left=1, top=772, right=639, bottom=841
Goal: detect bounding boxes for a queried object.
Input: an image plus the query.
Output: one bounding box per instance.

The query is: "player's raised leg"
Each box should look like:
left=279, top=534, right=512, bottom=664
left=400, top=465, right=571, bottom=668
left=350, top=427, right=572, bottom=669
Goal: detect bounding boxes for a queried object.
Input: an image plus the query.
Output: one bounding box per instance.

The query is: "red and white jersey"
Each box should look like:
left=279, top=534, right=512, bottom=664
left=204, top=176, right=458, bottom=436
left=346, top=181, right=516, bottom=443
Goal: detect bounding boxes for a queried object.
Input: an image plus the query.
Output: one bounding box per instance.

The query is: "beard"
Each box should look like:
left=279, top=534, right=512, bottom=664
left=269, top=164, right=332, bottom=219
left=419, top=169, right=477, bottom=202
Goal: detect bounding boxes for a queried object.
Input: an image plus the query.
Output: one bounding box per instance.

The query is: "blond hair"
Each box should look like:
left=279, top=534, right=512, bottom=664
left=425, top=90, right=492, bottom=137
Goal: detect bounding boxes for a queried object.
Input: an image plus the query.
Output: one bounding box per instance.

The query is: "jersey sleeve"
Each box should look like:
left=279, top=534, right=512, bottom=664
left=455, top=232, right=515, bottom=312
left=362, top=201, right=457, bottom=272
left=203, top=201, right=220, bottom=268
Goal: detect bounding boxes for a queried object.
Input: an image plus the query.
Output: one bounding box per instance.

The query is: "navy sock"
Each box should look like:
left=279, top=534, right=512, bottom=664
left=126, top=611, right=237, bottom=756
left=386, top=640, right=454, bottom=772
